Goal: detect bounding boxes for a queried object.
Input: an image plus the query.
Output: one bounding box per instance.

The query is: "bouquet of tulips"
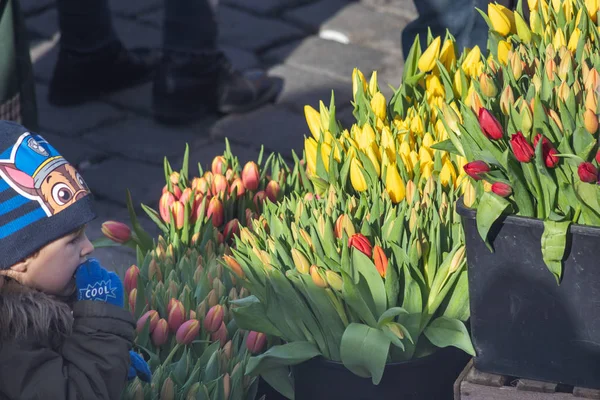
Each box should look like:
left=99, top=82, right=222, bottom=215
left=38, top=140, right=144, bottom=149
left=227, top=183, right=473, bottom=397
left=120, top=232, right=269, bottom=400
left=437, top=0, right=600, bottom=282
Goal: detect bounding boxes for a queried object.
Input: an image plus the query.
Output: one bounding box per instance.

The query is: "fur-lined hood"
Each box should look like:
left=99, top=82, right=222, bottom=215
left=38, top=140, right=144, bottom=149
left=0, top=278, right=73, bottom=341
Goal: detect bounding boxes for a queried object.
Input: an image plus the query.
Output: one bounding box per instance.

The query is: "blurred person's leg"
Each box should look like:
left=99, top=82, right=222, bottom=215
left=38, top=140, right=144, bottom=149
left=48, top=0, right=158, bottom=106
left=152, top=0, right=282, bottom=124
left=402, top=0, right=490, bottom=60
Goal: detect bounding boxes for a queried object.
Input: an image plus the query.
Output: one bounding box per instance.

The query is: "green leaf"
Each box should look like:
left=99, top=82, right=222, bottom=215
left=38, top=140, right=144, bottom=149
left=535, top=141, right=557, bottom=219
left=541, top=220, right=570, bottom=283
left=141, top=203, right=168, bottom=233
left=260, top=367, right=294, bottom=400
left=230, top=296, right=283, bottom=337
left=352, top=250, right=387, bottom=318
left=342, top=272, right=377, bottom=327
left=246, top=342, right=321, bottom=376
left=377, top=307, right=409, bottom=327
left=423, top=316, right=475, bottom=356
left=90, top=236, right=122, bottom=249
left=340, top=323, right=391, bottom=384
left=476, top=192, right=511, bottom=252
left=430, top=139, right=459, bottom=155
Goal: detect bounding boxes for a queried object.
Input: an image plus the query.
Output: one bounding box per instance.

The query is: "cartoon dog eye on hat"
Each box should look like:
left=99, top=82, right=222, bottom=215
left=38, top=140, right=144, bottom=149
left=0, top=132, right=90, bottom=216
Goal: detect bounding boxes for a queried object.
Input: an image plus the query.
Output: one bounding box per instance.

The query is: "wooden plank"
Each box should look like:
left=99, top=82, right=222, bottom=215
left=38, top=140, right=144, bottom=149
left=516, top=379, right=557, bottom=393
left=573, top=387, right=600, bottom=399
left=460, top=381, right=574, bottom=400
left=454, top=359, right=474, bottom=400
left=466, top=365, right=507, bottom=387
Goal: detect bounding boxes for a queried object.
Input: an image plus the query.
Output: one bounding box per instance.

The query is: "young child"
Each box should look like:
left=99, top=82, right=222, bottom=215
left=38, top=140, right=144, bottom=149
left=0, top=120, right=149, bottom=399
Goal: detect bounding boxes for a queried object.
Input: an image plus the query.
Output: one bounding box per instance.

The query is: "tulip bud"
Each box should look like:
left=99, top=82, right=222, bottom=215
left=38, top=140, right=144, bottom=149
left=499, top=86, right=514, bottom=116
left=176, top=319, right=200, bottom=345
left=305, top=105, right=323, bottom=140
left=159, top=192, right=176, bottom=223
left=152, top=318, right=169, bottom=346
left=491, top=182, right=513, bottom=197
left=334, top=214, right=355, bottom=239
left=370, top=92, right=387, bottom=121
left=160, top=378, right=175, bottom=400
left=253, top=191, right=267, bottom=213
left=488, top=3, right=512, bottom=36
left=350, top=158, right=368, bottom=192
left=211, top=174, right=229, bottom=197
left=207, top=289, right=218, bottom=308
left=578, top=162, right=598, bottom=183
left=149, top=259, right=163, bottom=282
left=586, top=90, right=598, bottom=113
left=478, top=108, right=504, bottom=140
left=207, top=197, right=224, bottom=227
left=510, top=132, right=535, bottom=163
left=385, top=163, right=406, bottom=203
left=584, top=109, right=599, bottom=134
left=246, top=331, right=267, bottom=354
left=533, top=134, right=559, bottom=168
left=229, top=178, right=245, bottom=198
left=241, top=161, right=260, bottom=191
left=204, top=305, right=224, bottom=333
left=586, top=68, right=600, bottom=92
left=128, top=288, right=137, bottom=313
left=136, top=310, right=159, bottom=334
left=222, top=255, right=244, bottom=279
left=170, top=201, right=185, bottom=230
left=463, top=161, right=490, bottom=180
left=211, top=156, right=227, bottom=175
left=265, top=180, right=281, bottom=202
left=325, top=270, right=343, bottom=291
left=223, top=219, right=240, bottom=242
left=479, top=73, right=498, bottom=97
left=168, top=299, right=185, bottom=332
left=124, top=265, right=139, bottom=293
left=418, top=36, right=441, bottom=73
left=373, top=245, right=388, bottom=278
left=547, top=109, right=564, bottom=132
left=348, top=233, right=373, bottom=258
left=101, top=221, right=131, bottom=244
left=310, top=265, right=328, bottom=288
left=211, top=322, right=228, bottom=347
left=449, top=246, right=466, bottom=274
left=291, top=248, right=310, bottom=274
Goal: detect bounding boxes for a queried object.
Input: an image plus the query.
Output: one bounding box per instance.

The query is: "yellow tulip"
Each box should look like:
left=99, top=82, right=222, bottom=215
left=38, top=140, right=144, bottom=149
left=381, top=126, right=395, bottom=152
left=497, top=40, right=511, bottom=65
left=305, top=137, right=318, bottom=175
left=422, top=132, right=435, bottom=149
left=420, top=161, right=434, bottom=181
left=320, top=142, right=332, bottom=173
left=399, top=141, right=411, bottom=158
left=586, top=0, right=598, bottom=22
left=350, top=158, right=368, bottom=192
left=453, top=69, right=463, bottom=96
left=439, top=38, right=456, bottom=70
left=369, top=71, right=378, bottom=96
left=425, top=74, right=445, bottom=98
left=370, top=92, right=387, bottom=121
left=462, top=46, right=482, bottom=77
left=435, top=119, right=448, bottom=141
left=385, top=163, right=406, bottom=203
left=352, top=68, right=367, bottom=100
left=551, top=0, right=561, bottom=12
left=366, top=145, right=381, bottom=178
left=530, top=11, right=542, bottom=35
left=410, top=115, right=424, bottom=135
left=488, top=3, right=512, bottom=36
left=409, top=151, right=419, bottom=170
left=563, top=0, right=573, bottom=21
left=567, top=28, right=581, bottom=53
left=356, top=123, right=376, bottom=150
left=462, top=180, right=477, bottom=207
left=553, top=29, right=566, bottom=49
left=419, top=146, right=433, bottom=164
left=483, top=180, right=493, bottom=192
left=439, top=159, right=457, bottom=188
left=514, top=12, right=532, bottom=44
left=418, top=36, right=441, bottom=73
left=527, top=0, right=538, bottom=11
left=304, top=105, right=322, bottom=140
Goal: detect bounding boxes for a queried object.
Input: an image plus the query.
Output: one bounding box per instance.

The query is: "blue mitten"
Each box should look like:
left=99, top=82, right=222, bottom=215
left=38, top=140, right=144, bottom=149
left=128, top=351, right=152, bottom=382
left=75, top=258, right=124, bottom=307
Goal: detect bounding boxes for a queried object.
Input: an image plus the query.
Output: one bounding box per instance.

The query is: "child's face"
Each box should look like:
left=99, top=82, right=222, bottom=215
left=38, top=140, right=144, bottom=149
left=9, top=228, right=94, bottom=296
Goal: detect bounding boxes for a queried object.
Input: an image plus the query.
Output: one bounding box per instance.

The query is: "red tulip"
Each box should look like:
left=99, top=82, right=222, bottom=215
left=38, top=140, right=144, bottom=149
left=534, top=134, right=559, bottom=168
left=491, top=182, right=512, bottom=197
left=478, top=108, right=504, bottom=140
left=373, top=246, right=388, bottom=278
left=159, top=191, right=176, bottom=223
left=348, top=233, right=373, bottom=258
left=578, top=162, right=598, bottom=183
left=253, top=191, right=267, bottom=212
left=265, top=180, right=281, bottom=202
left=101, top=221, right=131, bottom=244
left=211, top=156, right=227, bottom=175
left=175, top=319, right=200, bottom=345
left=510, top=132, right=535, bottom=163
left=242, top=161, right=260, bottom=191
left=170, top=201, right=185, bottom=230
left=204, top=305, right=224, bottom=333
left=463, top=161, right=490, bottom=181
left=207, top=197, right=224, bottom=227
left=136, top=310, right=159, bottom=334
left=246, top=331, right=267, bottom=354
left=211, top=174, right=229, bottom=197
left=124, top=265, right=139, bottom=293
left=168, top=299, right=185, bottom=333
left=152, top=318, right=169, bottom=346
left=223, top=219, right=240, bottom=242
left=211, top=322, right=228, bottom=347
left=229, top=178, right=245, bottom=198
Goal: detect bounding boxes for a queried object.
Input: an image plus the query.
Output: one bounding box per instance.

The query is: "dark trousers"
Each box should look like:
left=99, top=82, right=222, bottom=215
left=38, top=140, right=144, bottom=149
left=401, top=0, right=492, bottom=60
left=55, top=0, right=218, bottom=53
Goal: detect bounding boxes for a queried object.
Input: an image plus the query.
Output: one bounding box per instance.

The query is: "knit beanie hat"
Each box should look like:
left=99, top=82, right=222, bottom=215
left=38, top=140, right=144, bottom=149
left=0, top=121, right=96, bottom=269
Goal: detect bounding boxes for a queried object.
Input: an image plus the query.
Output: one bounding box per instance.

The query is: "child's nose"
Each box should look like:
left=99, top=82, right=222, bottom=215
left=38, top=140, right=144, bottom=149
left=81, top=235, right=94, bottom=257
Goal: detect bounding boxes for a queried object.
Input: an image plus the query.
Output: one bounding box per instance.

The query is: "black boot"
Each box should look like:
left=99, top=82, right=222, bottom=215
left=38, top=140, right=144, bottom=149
left=48, top=41, right=159, bottom=106
left=152, top=51, right=283, bottom=125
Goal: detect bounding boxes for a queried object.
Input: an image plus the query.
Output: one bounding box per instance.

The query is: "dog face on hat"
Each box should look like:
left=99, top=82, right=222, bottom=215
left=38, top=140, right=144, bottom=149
left=0, top=133, right=90, bottom=216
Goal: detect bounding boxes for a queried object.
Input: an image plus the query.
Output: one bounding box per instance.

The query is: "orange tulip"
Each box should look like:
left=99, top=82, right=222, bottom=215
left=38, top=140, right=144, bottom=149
left=211, top=155, right=227, bottom=175
left=242, top=161, right=260, bottom=191
left=373, top=246, right=388, bottom=278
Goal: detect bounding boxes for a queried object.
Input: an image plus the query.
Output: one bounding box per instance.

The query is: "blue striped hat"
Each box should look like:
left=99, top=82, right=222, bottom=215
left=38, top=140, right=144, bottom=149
left=0, top=121, right=95, bottom=269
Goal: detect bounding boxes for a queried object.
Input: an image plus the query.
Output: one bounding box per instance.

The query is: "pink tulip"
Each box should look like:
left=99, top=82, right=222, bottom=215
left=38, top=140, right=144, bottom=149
left=211, top=174, right=229, bottom=197
left=223, top=219, right=240, bottom=242
left=211, top=322, right=228, bottom=347
left=168, top=299, right=185, bottom=333
left=242, top=161, right=260, bottom=191
left=211, top=156, right=227, bottom=175
left=101, top=221, right=131, bottom=244
left=265, top=180, right=281, bottom=202
left=136, top=310, right=159, bottom=334
left=246, top=331, right=267, bottom=354
left=204, top=305, right=224, bottom=333
left=152, top=318, right=169, bottom=346
left=229, top=178, right=246, bottom=198
left=175, top=319, right=200, bottom=345
left=159, top=192, right=176, bottom=223
left=124, top=265, right=139, bottom=293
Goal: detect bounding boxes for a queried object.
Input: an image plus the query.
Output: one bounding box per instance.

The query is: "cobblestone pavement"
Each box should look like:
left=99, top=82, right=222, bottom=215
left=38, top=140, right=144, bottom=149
left=23, top=0, right=417, bottom=275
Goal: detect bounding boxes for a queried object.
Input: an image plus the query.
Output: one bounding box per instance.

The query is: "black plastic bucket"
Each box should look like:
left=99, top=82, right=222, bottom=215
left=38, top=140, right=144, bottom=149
left=292, top=346, right=469, bottom=400
left=457, top=198, right=600, bottom=389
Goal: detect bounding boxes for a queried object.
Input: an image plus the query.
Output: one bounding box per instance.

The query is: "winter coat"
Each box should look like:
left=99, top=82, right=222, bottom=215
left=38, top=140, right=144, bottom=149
left=0, top=278, right=135, bottom=399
